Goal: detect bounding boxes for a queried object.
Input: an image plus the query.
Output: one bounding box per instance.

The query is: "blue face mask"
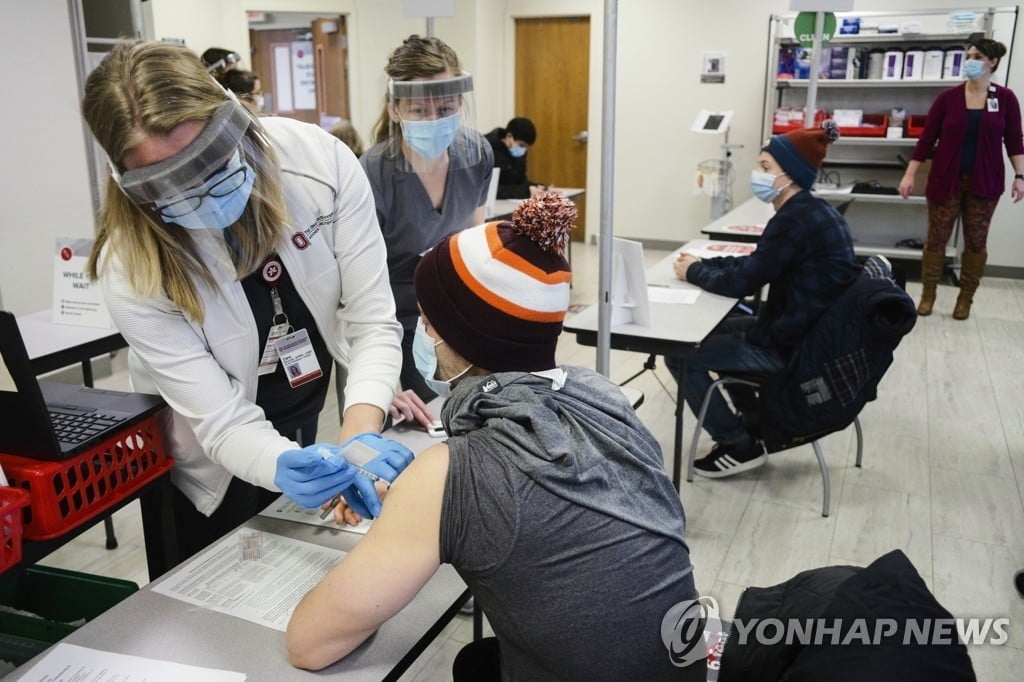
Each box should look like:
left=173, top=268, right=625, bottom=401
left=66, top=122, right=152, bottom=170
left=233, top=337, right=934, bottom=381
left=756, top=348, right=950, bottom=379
left=750, top=170, right=788, bottom=203
left=963, top=58, right=987, bottom=80
left=401, top=114, right=460, bottom=160
left=509, top=144, right=527, bottom=158
left=156, top=152, right=255, bottom=230
left=412, top=319, right=471, bottom=399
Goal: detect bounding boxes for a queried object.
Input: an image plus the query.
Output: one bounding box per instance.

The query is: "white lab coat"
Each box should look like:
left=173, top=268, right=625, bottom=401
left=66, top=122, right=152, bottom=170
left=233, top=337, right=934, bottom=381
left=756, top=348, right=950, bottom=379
left=99, top=116, right=402, bottom=515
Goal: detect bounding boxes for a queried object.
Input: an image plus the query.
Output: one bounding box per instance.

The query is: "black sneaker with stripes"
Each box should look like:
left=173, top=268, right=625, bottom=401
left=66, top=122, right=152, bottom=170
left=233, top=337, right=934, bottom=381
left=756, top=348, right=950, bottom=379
left=694, top=440, right=766, bottom=479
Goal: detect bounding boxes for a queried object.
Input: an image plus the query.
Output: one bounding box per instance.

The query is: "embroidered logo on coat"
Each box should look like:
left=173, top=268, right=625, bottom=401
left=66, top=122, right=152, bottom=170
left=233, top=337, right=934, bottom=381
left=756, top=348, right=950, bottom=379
left=292, top=212, right=337, bottom=250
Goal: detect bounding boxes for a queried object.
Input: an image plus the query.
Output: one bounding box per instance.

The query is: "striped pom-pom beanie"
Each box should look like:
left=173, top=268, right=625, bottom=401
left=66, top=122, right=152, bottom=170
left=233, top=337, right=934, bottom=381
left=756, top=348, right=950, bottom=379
left=414, top=192, right=575, bottom=372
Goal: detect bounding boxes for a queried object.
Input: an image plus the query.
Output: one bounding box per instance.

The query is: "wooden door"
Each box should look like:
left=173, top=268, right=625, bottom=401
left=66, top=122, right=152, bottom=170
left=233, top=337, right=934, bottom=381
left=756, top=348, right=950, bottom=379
left=312, top=17, right=350, bottom=121
left=515, top=17, right=590, bottom=240
left=249, top=17, right=349, bottom=125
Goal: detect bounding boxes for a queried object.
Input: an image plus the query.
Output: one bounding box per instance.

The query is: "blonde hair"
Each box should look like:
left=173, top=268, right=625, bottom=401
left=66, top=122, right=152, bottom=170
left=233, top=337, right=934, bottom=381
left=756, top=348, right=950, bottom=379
left=82, top=41, right=288, bottom=322
left=371, top=35, right=463, bottom=146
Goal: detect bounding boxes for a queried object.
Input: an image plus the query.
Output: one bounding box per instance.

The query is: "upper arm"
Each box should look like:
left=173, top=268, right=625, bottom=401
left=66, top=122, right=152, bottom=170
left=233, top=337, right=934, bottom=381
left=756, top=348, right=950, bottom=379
left=286, top=443, right=450, bottom=670
left=1003, top=90, right=1024, bottom=154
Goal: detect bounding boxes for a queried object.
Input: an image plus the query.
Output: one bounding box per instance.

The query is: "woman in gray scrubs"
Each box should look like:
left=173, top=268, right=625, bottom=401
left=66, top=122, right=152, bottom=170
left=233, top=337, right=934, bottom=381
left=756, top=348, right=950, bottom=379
left=360, top=35, right=493, bottom=420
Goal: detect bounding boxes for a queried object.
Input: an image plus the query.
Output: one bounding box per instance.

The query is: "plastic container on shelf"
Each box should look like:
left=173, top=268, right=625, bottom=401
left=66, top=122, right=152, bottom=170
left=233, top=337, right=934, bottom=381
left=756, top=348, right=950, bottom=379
left=866, top=49, right=885, bottom=79
left=772, top=107, right=827, bottom=134
left=902, top=48, right=925, bottom=80
left=838, top=113, right=889, bottom=137
left=947, top=11, right=978, bottom=33
left=0, top=415, right=172, bottom=541
left=923, top=48, right=945, bottom=79
left=0, top=487, right=30, bottom=574
left=882, top=50, right=904, bottom=80
left=0, top=565, right=138, bottom=665
left=943, top=47, right=966, bottom=79
left=906, top=114, right=928, bottom=138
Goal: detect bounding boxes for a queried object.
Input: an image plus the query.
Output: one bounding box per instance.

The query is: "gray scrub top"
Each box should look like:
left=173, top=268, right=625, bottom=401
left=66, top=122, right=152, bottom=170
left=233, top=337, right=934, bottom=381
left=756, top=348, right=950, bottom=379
left=360, top=130, right=494, bottom=329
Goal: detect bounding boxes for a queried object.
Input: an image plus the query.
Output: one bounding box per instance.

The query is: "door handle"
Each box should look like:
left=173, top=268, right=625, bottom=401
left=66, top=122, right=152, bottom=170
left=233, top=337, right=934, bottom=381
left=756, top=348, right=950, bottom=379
left=572, top=130, right=589, bottom=143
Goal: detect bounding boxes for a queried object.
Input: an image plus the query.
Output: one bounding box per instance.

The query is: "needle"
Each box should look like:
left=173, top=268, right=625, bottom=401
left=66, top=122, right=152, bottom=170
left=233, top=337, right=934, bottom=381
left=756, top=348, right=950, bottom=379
left=319, top=465, right=388, bottom=520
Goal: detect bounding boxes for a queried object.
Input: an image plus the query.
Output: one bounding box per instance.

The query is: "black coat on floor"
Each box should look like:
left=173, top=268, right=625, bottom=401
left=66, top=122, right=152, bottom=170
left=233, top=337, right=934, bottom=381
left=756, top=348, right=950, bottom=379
left=719, top=549, right=977, bottom=682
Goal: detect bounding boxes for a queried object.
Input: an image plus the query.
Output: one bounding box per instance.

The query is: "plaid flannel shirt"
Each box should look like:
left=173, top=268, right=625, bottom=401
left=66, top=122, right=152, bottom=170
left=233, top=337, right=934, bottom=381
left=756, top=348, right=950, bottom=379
left=687, top=191, right=860, bottom=352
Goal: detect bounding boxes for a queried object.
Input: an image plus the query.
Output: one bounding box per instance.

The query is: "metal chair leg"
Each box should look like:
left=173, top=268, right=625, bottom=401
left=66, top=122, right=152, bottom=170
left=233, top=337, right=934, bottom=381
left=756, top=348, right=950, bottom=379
left=853, top=416, right=863, bottom=468
left=812, top=441, right=831, bottom=517
left=687, top=383, right=718, bottom=483
left=103, top=514, right=118, bottom=550
left=687, top=376, right=760, bottom=483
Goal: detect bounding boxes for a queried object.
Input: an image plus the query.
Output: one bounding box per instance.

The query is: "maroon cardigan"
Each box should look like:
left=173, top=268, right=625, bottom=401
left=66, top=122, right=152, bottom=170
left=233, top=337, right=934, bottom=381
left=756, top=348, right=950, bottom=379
left=911, top=82, right=1024, bottom=202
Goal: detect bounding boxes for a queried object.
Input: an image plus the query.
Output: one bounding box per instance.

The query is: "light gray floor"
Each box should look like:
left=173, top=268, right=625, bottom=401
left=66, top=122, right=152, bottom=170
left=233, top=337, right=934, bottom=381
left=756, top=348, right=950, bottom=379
left=34, top=242, right=1024, bottom=680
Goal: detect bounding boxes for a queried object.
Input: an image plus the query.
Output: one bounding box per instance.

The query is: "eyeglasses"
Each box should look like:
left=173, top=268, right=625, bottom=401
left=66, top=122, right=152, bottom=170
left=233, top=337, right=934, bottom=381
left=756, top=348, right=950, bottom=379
left=155, top=163, right=248, bottom=218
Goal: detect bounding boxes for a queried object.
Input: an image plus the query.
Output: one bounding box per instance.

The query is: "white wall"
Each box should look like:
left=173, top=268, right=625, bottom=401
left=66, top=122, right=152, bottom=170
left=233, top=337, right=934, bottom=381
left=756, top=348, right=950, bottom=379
left=0, top=1, right=96, bottom=314
left=3, top=1, right=1022, bottom=317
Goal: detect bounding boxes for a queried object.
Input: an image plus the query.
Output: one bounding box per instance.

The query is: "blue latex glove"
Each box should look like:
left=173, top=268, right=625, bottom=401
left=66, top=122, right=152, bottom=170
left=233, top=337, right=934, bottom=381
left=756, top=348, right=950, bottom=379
left=274, top=444, right=359, bottom=508
left=335, top=433, right=414, bottom=519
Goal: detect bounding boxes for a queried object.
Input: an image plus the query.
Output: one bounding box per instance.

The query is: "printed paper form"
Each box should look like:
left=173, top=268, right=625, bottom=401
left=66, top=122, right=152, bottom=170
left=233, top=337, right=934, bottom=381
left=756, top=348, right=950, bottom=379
left=647, top=286, right=701, bottom=305
left=259, top=495, right=372, bottom=535
left=15, top=642, right=246, bottom=681
left=680, top=242, right=756, bottom=260
left=151, top=530, right=344, bottom=631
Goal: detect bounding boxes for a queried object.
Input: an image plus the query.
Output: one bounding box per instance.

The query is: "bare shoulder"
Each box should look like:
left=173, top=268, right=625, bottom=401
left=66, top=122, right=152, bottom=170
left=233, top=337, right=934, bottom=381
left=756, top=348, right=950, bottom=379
left=371, top=442, right=450, bottom=524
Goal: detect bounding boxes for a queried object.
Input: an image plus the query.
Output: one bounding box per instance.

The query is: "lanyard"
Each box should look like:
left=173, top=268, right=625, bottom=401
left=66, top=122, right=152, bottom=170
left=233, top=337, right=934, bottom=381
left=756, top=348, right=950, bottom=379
left=258, top=256, right=288, bottom=326
left=256, top=256, right=292, bottom=375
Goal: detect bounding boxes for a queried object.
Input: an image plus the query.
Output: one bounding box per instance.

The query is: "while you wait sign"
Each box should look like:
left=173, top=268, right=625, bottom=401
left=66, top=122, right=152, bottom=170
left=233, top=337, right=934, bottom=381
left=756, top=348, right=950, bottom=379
left=52, top=237, right=112, bottom=328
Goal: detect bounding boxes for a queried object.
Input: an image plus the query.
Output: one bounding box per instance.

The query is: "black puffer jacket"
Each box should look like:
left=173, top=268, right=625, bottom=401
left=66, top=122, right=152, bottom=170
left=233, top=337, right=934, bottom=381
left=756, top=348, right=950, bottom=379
left=757, top=262, right=916, bottom=450
left=719, top=550, right=977, bottom=682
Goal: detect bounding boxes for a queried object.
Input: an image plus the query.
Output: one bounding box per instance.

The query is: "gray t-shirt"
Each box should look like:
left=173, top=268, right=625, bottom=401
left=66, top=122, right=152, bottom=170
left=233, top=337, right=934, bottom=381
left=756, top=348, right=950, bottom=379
left=360, top=132, right=493, bottom=329
left=439, top=369, right=697, bottom=681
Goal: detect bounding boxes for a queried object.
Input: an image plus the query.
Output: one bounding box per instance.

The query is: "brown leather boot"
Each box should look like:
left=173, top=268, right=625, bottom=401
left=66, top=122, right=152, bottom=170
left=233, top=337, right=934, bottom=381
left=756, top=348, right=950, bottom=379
left=953, top=251, right=986, bottom=320
left=917, top=250, right=945, bottom=316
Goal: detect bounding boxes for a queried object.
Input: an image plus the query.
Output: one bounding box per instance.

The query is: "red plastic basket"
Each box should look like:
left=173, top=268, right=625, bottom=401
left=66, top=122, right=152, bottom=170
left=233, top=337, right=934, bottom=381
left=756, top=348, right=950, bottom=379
left=0, top=415, right=173, bottom=541
left=838, top=113, right=889, bottom=137
left=0, top=487, right=30, bottom=573
left=906, top=114, right=927, bottom=138
left=772, top=107, right=828, bottom=134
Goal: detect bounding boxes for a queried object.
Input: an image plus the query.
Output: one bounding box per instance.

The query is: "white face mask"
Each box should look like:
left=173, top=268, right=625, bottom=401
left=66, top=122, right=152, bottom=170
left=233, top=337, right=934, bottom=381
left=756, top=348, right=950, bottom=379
left=412, top=319, right=471, bottom=398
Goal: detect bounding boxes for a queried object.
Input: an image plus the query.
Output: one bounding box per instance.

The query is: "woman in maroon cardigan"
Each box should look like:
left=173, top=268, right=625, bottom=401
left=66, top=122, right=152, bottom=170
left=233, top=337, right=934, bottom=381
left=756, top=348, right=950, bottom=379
left=899, top=38, right=1024, bottom=320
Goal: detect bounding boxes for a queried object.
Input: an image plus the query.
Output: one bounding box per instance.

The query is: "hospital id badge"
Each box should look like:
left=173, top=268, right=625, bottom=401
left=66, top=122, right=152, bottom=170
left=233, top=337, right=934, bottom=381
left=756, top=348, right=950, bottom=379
left=257, top=323, right=292, bottom=376
left=987, top=97, right=999, bottom=112
left=274, top=328, right=323, bottom=387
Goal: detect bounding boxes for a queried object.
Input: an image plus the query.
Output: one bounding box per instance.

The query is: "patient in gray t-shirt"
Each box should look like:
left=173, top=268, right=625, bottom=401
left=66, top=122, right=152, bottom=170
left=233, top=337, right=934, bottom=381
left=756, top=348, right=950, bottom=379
left=286, top=194, right=703, bottom=681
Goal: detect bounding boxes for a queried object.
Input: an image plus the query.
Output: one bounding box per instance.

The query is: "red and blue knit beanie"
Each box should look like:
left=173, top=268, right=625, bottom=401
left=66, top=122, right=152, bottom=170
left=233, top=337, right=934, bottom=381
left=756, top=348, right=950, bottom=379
left=762, top=119, right=840, bottom=189
left=413, top=192, right=575, bottom=372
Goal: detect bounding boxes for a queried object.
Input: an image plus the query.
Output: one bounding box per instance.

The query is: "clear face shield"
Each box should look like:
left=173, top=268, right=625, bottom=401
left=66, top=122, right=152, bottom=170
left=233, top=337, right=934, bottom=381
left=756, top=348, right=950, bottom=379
left=384, top=72, right=484, bottom=171
left=108, top=97, right=274, bottom=229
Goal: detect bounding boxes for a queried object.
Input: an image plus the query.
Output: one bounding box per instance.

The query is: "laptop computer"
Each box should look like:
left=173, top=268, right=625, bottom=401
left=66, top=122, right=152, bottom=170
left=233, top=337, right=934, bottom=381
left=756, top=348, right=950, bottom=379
left=0, top=310, right=165, bottom=461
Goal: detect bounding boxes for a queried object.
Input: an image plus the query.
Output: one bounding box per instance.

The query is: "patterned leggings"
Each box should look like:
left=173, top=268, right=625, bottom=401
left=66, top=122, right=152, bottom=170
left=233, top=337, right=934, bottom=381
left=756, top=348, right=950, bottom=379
left=925, top=174, right=999, bottom=254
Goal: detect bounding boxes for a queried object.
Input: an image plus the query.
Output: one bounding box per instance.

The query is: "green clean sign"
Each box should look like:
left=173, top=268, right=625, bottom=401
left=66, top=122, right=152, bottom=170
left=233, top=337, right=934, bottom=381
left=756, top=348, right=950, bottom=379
left=794, top=11, right=837, bottom=47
